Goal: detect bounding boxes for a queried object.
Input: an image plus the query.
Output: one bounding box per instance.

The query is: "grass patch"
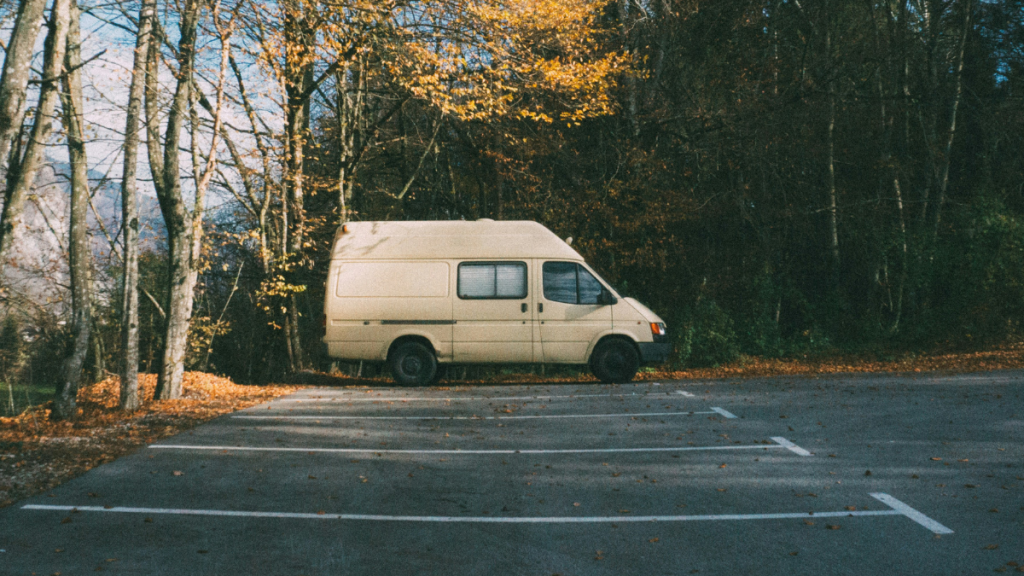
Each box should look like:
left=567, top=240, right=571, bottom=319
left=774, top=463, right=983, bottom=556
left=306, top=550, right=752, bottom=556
left=0, top=381, right=52, bottom=417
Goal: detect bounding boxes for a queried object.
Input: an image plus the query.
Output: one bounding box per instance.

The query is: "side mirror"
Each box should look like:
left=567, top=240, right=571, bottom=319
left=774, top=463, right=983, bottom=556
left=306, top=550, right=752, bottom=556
left=597, top=289, right=617, bottom=306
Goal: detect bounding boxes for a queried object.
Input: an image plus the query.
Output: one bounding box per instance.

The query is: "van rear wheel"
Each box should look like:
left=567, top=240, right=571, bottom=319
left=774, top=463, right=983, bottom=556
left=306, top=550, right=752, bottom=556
left=388, top=342, right=437, bottom=386
left=589, top=339, right=639, bottom=383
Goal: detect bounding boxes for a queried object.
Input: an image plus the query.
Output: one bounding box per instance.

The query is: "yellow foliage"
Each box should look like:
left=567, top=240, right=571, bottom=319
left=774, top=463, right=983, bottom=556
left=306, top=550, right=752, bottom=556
left=255, top=0, right=627, bottom=123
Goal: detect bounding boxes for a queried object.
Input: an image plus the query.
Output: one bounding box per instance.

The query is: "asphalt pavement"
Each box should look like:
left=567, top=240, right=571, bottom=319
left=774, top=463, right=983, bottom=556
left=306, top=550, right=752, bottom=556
left=1, top=370, right=1021, bottom=575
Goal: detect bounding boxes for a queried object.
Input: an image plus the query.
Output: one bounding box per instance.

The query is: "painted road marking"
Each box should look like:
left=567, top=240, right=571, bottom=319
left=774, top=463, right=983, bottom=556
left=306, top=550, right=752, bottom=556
left=234, top=411, right=714, bottom=421
left=870, top=493, right=954, bottom=534
left=275, top=393, right=688, bottom=403
left=674, top=391, right=695, bottom=397
left=21, top=493, right=949, bottom=533
left=149, top=442, right=795, bottom=456
left=769, top=437, right=813, bottom=456
left=710, top=407, right=737, bottom=419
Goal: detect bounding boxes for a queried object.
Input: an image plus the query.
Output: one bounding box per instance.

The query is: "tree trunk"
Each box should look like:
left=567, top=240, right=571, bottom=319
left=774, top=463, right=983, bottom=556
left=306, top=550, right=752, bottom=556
left=0, top=0, right=71, bottom=270
left=930, top=0, right=972, bottom=240
left=0, top=0, right=48, bottom=178
left=824, top=9, right=840, bottom=277
left=53, top=1, right=90, bottom=421
left=119, top=0, right=155, bottom=411
left=150, top=0, right=201, bottom=400
left=281, top=6, right=313, bottom=372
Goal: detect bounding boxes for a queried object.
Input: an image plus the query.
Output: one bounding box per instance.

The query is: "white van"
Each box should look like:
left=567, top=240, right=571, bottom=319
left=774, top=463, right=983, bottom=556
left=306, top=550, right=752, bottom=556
left=322, top=220, right=670, bottom=385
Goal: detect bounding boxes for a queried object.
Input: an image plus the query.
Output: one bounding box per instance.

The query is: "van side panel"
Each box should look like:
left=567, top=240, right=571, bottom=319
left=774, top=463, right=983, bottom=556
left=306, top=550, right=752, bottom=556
left=325, top=260, right=453, bottom=361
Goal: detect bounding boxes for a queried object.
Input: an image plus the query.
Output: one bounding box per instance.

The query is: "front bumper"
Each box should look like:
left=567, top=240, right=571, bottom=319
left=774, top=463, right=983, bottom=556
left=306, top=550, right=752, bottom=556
left=638, top=342, right=672, bottom=364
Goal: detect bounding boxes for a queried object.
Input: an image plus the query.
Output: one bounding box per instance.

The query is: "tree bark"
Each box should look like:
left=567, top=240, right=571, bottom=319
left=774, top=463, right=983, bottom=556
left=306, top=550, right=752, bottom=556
left=0, top=0, right=48, bottom=178
left=119, top=0, right=155, bottom=411
left=150, top=0, right=201, bottom=400
left=53, top=1, right=91, bottom=421
left=824, top=5, right=840, bottom=277
left=281, top=3, right=313, bottom=372
left=0, top=0, right=71, bottom=271
left=930, top=0, right=972, bottom=240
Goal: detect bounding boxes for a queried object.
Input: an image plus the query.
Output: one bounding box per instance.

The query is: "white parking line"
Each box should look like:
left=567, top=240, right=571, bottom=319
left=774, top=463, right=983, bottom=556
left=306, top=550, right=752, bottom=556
left=149, top=443, right=791, bottom=455
left=769, top=437, right=813, bottom=456
left=710, top=407, right=737, bottom=419
left=870, top=493, right=954, bottom=534
left=275, top=393, right=678, bottom=403
left=21, top=493, right=950, bottom=533
left=234, top=411, right=714, bottom=421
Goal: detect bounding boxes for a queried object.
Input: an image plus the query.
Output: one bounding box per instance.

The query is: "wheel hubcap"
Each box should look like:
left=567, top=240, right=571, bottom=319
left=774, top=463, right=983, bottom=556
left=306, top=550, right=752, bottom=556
left=401, top=356, right=422, bottom=375
left=606, top=352, right=625, bottom=373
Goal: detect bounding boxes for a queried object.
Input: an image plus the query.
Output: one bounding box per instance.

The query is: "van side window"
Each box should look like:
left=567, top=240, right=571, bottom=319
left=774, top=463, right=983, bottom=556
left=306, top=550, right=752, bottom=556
left=543, top=262, right=604, bottom=304
left=458, top=262, right=527, bottom=299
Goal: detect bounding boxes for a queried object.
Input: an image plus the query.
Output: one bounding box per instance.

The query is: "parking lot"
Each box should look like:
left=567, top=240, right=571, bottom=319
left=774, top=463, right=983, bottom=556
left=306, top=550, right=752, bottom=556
left=2, top=370, right=1022, bottom=575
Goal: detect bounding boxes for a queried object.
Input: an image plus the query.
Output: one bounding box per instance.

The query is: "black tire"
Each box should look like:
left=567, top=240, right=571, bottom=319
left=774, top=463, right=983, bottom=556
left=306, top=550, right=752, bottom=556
left=429, top=364, right=449, bottom=386
left=388, top=342, right=437, bottom=386
left=589, top=339, right=639, bottom=383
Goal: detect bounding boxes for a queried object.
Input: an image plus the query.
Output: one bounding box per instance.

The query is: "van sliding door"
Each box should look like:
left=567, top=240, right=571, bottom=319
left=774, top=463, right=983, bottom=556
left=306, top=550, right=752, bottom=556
left=452, top=261, right=535, bottom=363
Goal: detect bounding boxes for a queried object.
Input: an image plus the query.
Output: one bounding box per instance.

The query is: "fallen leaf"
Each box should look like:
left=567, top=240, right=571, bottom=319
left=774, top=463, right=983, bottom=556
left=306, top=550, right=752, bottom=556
left=649, top=538, right=659, bottom=543
left=172, top=471, right=183, bottom=476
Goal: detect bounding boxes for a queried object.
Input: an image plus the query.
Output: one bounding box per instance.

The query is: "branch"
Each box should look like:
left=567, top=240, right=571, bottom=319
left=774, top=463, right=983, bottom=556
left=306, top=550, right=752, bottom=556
left=29, top=50, right=107, bottom=84
left=396, top=118, right=443, bottom=200
left=141, top=287, right=166, bottom=320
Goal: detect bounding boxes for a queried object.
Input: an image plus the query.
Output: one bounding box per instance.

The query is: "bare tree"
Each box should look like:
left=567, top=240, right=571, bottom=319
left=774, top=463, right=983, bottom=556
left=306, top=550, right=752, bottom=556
left=146, top=0, right=203, bottom=399
left=53, top=0, right=89, bottom=420
left=0, top=0, right=48, bottom=178
left=0, top=0, right=71, bottom=270
left=119, top=0, right=157, bottom=411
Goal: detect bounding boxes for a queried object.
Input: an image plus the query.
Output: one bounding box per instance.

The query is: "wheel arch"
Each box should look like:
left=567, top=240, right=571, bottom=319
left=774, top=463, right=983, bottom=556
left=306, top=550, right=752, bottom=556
left=386, top=333, right=438, bottom=361
left=586, top=332, right=641, bottom=363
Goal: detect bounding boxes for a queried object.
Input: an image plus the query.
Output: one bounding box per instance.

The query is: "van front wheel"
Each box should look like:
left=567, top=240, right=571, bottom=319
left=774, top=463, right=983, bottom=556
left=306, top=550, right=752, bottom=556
left=388, top=342, right=437, bottom=386
left=589, top=339, right=639, bottom=383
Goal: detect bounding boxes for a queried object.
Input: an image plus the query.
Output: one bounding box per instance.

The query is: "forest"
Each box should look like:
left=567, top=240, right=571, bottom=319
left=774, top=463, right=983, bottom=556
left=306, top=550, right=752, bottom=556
left=0, top=0, right=1022, bottom=417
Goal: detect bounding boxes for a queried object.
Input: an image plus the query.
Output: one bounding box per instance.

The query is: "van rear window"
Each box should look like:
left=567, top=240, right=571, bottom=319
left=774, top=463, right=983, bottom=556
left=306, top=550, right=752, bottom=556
left=458, top=262, right=527, bottom=299
left=335, top=262, right=449, bottom=297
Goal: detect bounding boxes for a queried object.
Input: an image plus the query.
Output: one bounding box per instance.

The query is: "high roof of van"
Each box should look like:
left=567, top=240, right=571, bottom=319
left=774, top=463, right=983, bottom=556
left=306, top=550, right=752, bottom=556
left=330, top=220, right=583, bottom=261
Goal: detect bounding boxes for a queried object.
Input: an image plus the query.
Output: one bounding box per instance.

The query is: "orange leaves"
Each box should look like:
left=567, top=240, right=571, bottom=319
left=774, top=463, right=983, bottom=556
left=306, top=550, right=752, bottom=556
left=1, top=372, right=302, bottom=509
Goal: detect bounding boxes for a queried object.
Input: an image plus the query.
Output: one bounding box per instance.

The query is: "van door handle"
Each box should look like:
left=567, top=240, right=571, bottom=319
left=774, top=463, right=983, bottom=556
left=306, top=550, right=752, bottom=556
left=521, top=303, right=527, bottom=313
left=538, top=303, right=544, bottom=313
